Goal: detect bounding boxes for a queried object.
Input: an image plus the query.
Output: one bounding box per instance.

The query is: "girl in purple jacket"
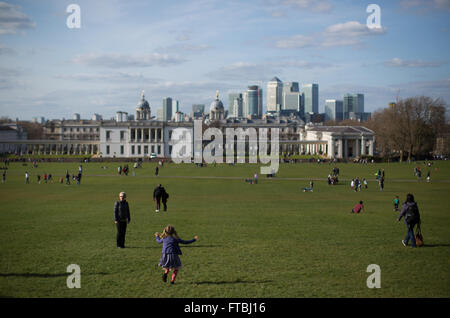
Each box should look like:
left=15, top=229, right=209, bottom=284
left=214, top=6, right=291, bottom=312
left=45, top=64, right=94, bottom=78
left=154, top=225, right=198, bottom=284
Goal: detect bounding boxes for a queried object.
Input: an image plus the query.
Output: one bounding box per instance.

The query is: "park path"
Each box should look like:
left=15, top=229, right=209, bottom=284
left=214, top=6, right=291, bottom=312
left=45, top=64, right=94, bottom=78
left=83, top=174, right=450, bottom=183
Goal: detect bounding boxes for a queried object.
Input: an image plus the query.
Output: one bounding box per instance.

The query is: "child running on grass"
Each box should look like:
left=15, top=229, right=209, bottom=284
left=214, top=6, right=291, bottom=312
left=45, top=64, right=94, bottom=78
left=393, top=195, right=400, bottom=212
left=154, top=225, right=198, bottom=284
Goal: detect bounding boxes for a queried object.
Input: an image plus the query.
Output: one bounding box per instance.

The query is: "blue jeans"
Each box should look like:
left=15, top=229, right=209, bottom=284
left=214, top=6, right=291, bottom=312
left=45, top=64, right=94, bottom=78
left=404, top=223, right=416, bottom=247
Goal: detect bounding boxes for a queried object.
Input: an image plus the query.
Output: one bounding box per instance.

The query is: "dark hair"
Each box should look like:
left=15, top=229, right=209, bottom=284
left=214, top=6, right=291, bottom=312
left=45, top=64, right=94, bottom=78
left=359, top=201, right=363, bottom=204
left=406, top=193, right=415, bottom=203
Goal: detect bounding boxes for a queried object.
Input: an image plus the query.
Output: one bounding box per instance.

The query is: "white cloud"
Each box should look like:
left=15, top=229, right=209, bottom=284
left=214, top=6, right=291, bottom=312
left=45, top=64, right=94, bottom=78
left=275, top=34, right=315, bottom=49
left=0, top=2, right=35, bottom=35
left=155, top=43, right=212, bottom=54
left=0, top=44, right=15, bottom=55
left=72, top=53, right=187, bottom=68
left=54, top=72, right=160, bottom=83
left=275, top=21, right=387, bottom=49
left=206, top=62, right=283, bottom=82
left=384, top=58, right=449, bottom=68
left=321, top=21, right=387, bottom=47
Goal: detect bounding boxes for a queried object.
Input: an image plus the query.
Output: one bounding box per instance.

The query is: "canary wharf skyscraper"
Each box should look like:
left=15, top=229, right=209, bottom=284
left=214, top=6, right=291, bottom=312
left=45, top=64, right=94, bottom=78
left=243, top=85, right=262, bottom=118
left=302, top=83, right=319, bottom=114
left=267, top=77, right=283, bottom=112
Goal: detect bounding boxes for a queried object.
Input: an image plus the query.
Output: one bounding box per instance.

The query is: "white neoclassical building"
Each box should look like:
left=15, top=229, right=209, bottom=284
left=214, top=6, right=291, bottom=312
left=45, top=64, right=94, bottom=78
left=298, top=124, right=375, bottom=159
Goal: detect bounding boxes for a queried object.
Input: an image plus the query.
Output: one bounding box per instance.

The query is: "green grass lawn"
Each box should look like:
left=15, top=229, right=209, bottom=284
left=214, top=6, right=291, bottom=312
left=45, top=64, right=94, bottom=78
left=0, top=160, right=449, bottom=297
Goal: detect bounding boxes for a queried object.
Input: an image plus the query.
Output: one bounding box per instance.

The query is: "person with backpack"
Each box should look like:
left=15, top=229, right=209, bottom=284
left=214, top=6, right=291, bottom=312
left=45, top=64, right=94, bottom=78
left=161, top=186, right=169, bottom=212
left=114, top=192, right=131, bottom=248
left=398, top=193, right=421, bottom=248
left=153, top=184, right=163, bottom=212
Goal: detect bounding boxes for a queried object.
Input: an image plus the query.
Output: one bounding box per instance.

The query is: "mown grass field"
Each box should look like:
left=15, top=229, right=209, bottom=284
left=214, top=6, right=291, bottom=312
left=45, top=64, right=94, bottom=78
left=0, top=160, right=449, bottom=298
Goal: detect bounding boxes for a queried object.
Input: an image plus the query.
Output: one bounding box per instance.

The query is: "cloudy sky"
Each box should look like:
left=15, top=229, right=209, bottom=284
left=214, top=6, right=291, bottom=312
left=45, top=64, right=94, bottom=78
left=0, top=0, right=449, bottom=120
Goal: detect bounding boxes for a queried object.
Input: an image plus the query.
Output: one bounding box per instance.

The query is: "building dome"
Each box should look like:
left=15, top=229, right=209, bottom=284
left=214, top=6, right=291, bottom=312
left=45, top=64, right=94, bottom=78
left=209, top=91, right=224, bottom=112
left=209, top=91, right=225, bottom=121
left=136, top=91, right=150, bottom=110
left=136, top=90, right=151, bottom=120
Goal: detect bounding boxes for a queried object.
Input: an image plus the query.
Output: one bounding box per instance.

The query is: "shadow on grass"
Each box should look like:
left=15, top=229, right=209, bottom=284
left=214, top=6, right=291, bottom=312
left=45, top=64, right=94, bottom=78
left=182, top=245, right=220, bottom=249
left=0, top=272, right=108, bottom=278
left=125, top=246, right=161, bottom=249
left=191, top=279, right=273, bottom=285
left=422, top=244, right=450, bottom=248
left=125, top=245, right=219, bottom=249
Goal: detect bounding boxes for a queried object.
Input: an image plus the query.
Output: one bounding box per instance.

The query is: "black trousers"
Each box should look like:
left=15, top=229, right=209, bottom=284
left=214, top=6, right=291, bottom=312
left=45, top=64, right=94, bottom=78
left=155, top=196, right=161, bottom=210
left=116, top=221, right=127, bottom=248
left=162, top=199, right=167, bottom=211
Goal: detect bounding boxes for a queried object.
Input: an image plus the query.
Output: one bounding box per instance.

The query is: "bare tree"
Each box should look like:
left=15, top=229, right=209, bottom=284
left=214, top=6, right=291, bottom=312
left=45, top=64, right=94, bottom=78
left=368, top=96, right=447, bottom=160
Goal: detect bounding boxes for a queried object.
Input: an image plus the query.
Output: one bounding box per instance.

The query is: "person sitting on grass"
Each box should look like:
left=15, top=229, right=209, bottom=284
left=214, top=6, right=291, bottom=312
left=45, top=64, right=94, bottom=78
left=302, top=180, right=314, bottom=192
left=351, top=201, right=365, bottom=214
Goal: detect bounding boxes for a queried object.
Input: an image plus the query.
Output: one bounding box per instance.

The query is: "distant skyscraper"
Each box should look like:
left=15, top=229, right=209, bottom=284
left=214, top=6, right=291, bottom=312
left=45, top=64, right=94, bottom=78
left=156, top=108, right=164, bottom=121
left=243, top=85, right=262, bottom=118
left=173, top=100, right=179, bottom=113
left=192, top=104, right=205, bottom=119
left=283, top=92, right=302, bottom=112
left=302, top=84, right=319, bottom=114
left=283, top=82, right=299, bottom=94
left=257, top=87, right=263, bottom=118
left=267, top=77, right=283, bottom=112
left=325, top=100, right=344, bottom=121
left=228, top=93, right=243, bottom=118
left=344, top=94, right=364, bottom=119
left=162, top=97, right=172, bottom=122
left=73, top=113, right=80, bottom=120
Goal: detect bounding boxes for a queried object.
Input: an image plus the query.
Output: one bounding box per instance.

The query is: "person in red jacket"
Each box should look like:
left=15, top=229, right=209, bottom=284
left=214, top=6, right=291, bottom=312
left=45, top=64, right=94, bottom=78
left=351, top=201, right=365, bottom=214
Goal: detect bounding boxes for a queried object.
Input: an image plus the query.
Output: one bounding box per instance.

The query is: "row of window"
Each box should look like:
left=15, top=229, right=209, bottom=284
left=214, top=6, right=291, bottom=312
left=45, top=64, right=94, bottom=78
left=63, top=127, right=99, bottom=132
left=106, top=130, right=163, bottom=141
left=105, top=145, right=161, bottom=155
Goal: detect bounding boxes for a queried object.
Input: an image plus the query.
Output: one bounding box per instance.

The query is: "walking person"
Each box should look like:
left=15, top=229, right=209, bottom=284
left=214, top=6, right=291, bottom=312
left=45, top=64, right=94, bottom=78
left=114, top=192, right=131, bottom=249
left=153, top=184, right=163, bottom=212
left=25, top=171, right=29, bottom=184
left=154, top=225, right=198, bottom=284
left=379, top=177, right=384, bottom=191
left=65, top=170, right=70, bottom=185
left=393, top=195, right=400, bottom=212
left=161, top=186, right=169, bottom=212
left=2, top=170, right=5, bottom=183
left=155, top=166, right=159, bottom=177
left=398, top=193, right=421, bottom=248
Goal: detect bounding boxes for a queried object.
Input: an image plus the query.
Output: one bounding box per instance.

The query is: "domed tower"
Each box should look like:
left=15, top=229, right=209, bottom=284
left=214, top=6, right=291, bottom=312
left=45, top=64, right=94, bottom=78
left=209, top=91, right=225, bottom=121
left=136, top=90, right=151, bottom=120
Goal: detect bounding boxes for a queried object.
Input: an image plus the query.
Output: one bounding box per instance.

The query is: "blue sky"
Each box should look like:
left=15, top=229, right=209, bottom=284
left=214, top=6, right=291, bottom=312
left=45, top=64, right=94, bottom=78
left=0, top=0, right=449, bottom=120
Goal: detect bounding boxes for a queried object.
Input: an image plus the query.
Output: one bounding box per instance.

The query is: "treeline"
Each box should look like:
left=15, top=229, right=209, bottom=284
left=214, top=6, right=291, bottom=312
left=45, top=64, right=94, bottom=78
left=326, top=96, right=448, bottom=160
